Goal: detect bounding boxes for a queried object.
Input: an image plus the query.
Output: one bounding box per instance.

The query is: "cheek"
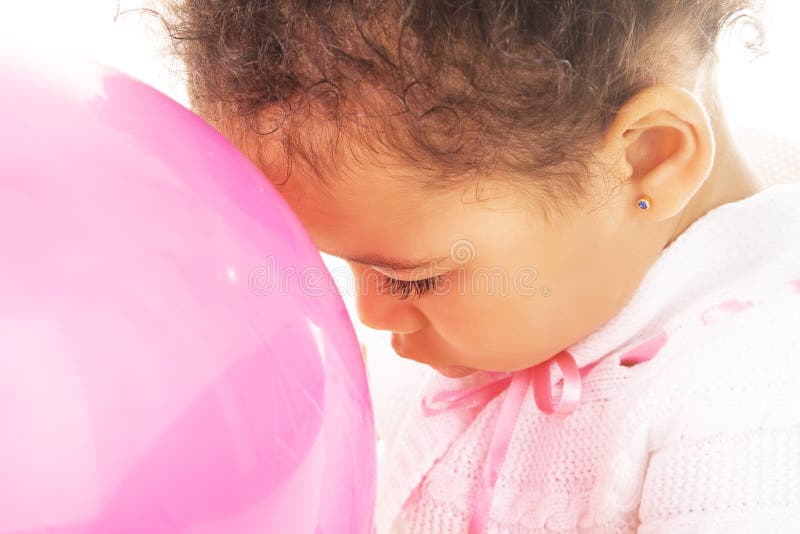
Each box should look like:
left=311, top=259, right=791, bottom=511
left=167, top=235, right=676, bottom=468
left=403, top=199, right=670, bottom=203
left=420, top=278, right=574, bottom=369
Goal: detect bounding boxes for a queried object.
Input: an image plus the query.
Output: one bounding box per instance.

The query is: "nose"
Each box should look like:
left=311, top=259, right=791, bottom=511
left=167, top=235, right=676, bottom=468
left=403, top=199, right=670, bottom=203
left=350, top=263, right=428, bottom=334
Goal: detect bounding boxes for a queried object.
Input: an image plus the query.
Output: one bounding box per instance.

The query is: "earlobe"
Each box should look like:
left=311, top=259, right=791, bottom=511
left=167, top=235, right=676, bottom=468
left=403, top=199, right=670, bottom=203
left=603, top=85, right=715, bottom=222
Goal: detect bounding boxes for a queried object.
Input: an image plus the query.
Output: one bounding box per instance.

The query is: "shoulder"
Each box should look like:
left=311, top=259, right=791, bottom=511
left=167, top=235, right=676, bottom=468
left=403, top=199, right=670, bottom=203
left=663, top=287, right=799, bottom=381
left=632, top=286, right=800, bottom=448
left=634, top=291, right=800, bottom=531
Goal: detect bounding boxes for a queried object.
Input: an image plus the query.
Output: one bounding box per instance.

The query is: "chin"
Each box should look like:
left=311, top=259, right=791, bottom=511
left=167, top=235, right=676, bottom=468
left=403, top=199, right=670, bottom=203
left=432, top=365, right=477, bottom=379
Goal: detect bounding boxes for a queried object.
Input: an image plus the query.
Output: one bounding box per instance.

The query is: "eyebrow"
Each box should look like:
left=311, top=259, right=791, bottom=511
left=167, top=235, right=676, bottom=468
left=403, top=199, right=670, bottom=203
left=327, top=252, right=448, bottom=271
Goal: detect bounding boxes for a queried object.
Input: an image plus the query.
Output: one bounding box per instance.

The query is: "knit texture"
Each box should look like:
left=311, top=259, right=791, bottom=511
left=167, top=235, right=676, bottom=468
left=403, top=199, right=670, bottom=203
left=372, top=183, right=800, bottom=533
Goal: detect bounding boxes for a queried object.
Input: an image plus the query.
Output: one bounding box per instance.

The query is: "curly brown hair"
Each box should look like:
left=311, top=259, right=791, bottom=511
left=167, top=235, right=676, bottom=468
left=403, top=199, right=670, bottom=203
left=159, top=0, right=763, bottom=201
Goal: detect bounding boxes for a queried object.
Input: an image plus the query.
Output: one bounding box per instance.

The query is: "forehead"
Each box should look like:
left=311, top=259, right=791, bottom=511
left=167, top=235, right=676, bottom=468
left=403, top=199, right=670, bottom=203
left=275, top=156, right=463, bottom=256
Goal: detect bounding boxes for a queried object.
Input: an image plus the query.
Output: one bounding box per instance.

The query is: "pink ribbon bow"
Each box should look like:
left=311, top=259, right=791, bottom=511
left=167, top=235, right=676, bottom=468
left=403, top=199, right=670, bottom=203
left=421, top=339, right=667, bottom=534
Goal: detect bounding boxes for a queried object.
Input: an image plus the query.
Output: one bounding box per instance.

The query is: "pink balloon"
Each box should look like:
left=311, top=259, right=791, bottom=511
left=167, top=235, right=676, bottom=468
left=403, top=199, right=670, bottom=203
left=0, top=52, right=375, bottom=534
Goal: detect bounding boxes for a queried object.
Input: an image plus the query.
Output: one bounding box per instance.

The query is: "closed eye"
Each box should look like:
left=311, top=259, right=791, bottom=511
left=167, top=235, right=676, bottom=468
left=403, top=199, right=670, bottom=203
left=379, top=274, right=442, bottom=300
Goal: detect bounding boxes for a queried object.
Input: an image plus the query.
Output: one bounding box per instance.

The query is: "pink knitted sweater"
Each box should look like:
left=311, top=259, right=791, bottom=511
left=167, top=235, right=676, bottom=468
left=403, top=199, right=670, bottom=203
left=372, top=183, right=800, bottom=533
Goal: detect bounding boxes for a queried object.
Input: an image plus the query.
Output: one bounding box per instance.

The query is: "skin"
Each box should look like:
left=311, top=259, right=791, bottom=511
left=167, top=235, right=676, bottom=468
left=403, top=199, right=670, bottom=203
left=226, top=82, right=761, bottom=378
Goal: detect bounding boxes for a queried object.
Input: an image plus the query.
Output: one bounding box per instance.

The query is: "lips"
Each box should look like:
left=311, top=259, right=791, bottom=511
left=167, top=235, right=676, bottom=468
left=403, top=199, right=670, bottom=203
left=391, top=333, right=476, bottom=378
left=391, top=333, right=428, bottom=364
left=390, top=332, right=406, bottom=357
left=391, top=333, right=419, bottom=363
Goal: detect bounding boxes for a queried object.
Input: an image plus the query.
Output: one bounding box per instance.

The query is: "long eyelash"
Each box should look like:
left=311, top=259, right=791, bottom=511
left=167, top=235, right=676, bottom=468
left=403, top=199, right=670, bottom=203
left=379, top=275, right=440, bottom=300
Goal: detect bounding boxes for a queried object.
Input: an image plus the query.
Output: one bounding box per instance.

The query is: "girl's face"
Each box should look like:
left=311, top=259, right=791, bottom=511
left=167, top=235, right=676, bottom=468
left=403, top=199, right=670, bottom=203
left=243, top=141, right=670, bottom=378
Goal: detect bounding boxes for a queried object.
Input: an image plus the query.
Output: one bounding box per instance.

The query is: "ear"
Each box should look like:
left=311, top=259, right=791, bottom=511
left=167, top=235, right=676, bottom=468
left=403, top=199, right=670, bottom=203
left=599, top=85, right=715, bottom=222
